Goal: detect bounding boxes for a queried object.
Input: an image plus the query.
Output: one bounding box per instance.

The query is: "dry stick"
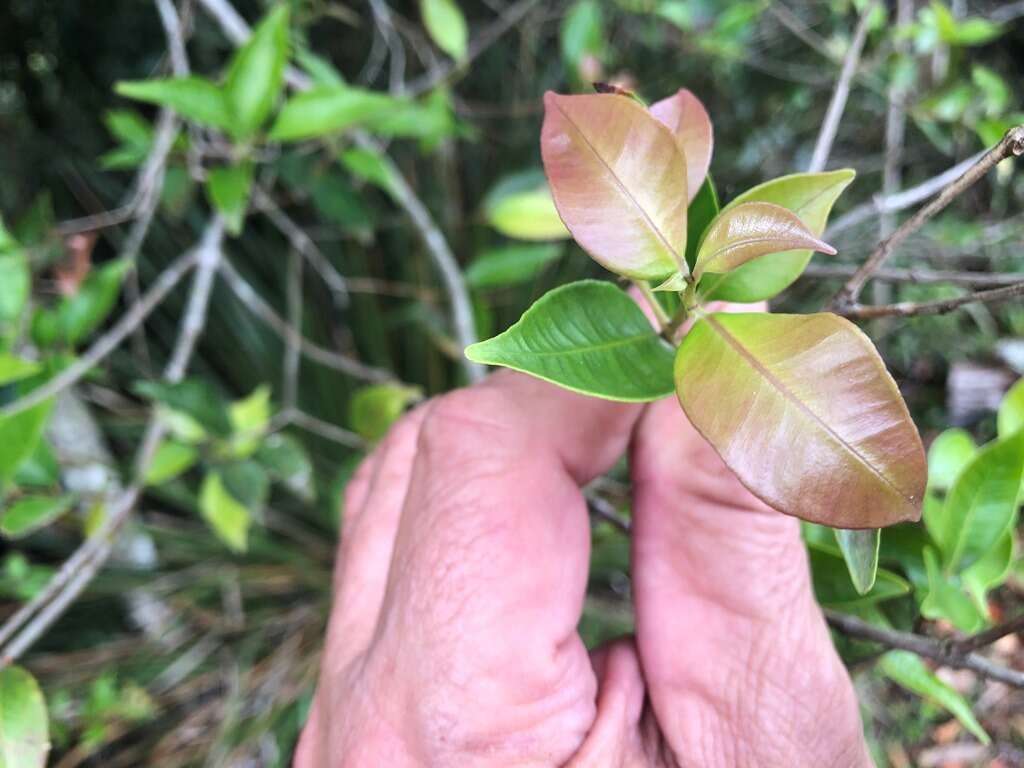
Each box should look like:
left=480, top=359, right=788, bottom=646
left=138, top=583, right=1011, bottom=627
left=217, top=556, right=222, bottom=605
left=280, top=408, right=366, bottom=449
left=836, top=282, right=1024, bottom=319
left=217, top=256, right=394, bottom=383
left=826, top=150, right=986, bottom=237
left=830, top=125, right=1024, bottom=311
left=0, top=250, right=199, bottom=419
left=803, top=263, right=1024, bottom=289
left=806, top=0, right=878, bottom=173
left=955, top=613, right=1024, bottom=655
left=283, top=249, right=302, bottom=411
left=0, top=218, right=226, bottom=665
left=823, top=610, right=1024, bottom=688
left=195, top=0, right=484, bottom=382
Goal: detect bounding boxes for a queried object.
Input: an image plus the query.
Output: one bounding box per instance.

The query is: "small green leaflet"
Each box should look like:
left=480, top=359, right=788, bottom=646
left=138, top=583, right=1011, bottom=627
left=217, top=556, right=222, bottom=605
left=421, top=0, right=468, bottom=61
left=465, top=280, right=675, bottom=402
left=0, top=666, right=49, bottom=768
left=465, top=244, right=563, bottom=290
left=834, top=528, right=879, bottom=595
left=199, top=471, right=251, bottom=554
left=0, top=495, right=75, bottom=539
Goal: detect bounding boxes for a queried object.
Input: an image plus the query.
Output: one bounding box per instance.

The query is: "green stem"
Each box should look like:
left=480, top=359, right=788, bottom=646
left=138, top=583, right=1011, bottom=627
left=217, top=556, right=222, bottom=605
left=634, top=280, right=671, bottom=326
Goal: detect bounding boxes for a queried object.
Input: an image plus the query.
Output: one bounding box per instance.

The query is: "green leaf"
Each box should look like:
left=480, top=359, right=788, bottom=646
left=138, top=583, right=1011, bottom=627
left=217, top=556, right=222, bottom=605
left=257, top=434, right=314, bottom=501
left=921, top=546, right=985, bottom=632
left=0, top=495, right=75, bottom=539
left=464, top=244, right=562, bottom=290
left=560, top=0, right=605, bottom=74
left=466, top=280, right=676, bottom=402
left=144, top=440, right=199, bottom=486
left=13, top=440, right=58, bottom=489
left=835, top=528, right=879, bottom=595
left=35, top=259, right=131, bottom=348
left=684, top=176, right=719, bottom=272
left=938, top=430, right=1024, bottom=573
left=269, top=86, right=396, bottom=142
left=962, top=529, right=1014, bottom=617
left=698, top=169, right=855, bottom=302
left=134, top=379, right=232, bottom=437
left=878, top=650, right=989, bottom=744
left=349, top=384, right=422, bottom=442
left=363, top=88, right=462, bottom=146
left=807, top=540, right=910, bottom=609
left=675, top=312, right=926, bottom=527
left=483, top=171, right=570, bottom=242
left=229, top=385, right=271, bottom=436
left=221, top=460, right=270, bottom=513
left=420, top=0, right=468, bottom=61
left=998, top=378, right=1024, bottom=438
left=0, top=239, right=29, bottom=345
left=927, top=427, right=978, bottom=491
left=199, top=471, right=251, bottom=553
left=205, top=163, right=253, bottom=236
left=338, top=147, right=398, bottom=195
left=115, top=77, right=232, bottom=132
left=0, top=665, right=50, bottom=768
left=223, top=4, right=289, bottom=137
left=692, top=201, right=836, bottom=281
left=0, top=399, right=53, bottom=486
left=0, top=355, right=40, bottom=387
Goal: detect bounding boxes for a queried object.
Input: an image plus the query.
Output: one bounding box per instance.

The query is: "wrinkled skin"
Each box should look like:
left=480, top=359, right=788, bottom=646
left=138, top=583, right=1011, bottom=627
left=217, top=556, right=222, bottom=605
left=295, top=370, right=872, bottom=768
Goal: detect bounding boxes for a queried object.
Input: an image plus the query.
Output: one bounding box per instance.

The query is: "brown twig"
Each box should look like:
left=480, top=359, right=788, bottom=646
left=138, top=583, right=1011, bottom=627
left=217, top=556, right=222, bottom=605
left=830, top=125, right=1024, bottom=311
left=954, top=613, right=1024, bottom=655
left=835, top=282, right=1024, bottom=319
left=803, top=264, right=1024, bottom=289
left=823, top=610, right=1024, bottom=688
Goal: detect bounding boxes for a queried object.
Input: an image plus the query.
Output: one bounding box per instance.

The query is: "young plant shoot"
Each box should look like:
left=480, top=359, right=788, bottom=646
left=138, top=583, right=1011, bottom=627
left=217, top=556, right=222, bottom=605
left=466, top=88, right=928, bottom=550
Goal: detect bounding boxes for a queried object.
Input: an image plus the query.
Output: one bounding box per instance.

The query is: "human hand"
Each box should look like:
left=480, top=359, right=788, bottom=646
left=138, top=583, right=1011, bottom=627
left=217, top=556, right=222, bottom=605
left=294, top=369, right=872, bottom=767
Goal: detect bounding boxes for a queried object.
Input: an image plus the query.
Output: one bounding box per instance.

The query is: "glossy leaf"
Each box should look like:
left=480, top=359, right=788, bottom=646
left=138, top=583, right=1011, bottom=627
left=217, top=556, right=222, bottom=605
left=0, top=495, right=74, bottom=539
left=649, top=88, right=713, bottom=202
left=675, top=312, right=926, bottom=528
left=206, top=163, right=253, bottom=236
left=223, top=5, right=289, bottom=137
left=879, top=650, right=989, bottom=744
left=698, top=169, right=855, bottom=302
left=421, top=0, right=468, bottom=60
left=466, top=280, right=675, bottom=402
left=257, top=434, right=314, bottom=501
left=465, top=244, right=562, bottom=289
left=807, top=541, right=910, bottom=609
left=144, top=441, right=199, bottom=486
left=483, top=171, right=569, bottom=241
left=350, top=384, right=423, bottom=442
left=927, top=427, right=977, bottom=491
left=835, top=528, right=879, bottom=595
left=921, top=547, right=985, bottom=633
left=998, top=378, right=1024, bottom=437
left=693, top=202, right=835, bottom=280
left=937, top=430, right=1024, bottom=573
left=115, top=77, right=232, bottom=132
left=560, top=0, right=605, bottom=76
left=0, top=399, right=53, bottom=486
left=541, top=92, right=688, bottom=279
left=684, top=176, right=719, bottom=272
left=0, top=665, right=49, bottom=768
left=0, top=355, right=40, bottom=387
left=963, top=529, right=1014, bottom=617
left=269, top=86, right=396, bottom=142
left=199, top=471, right=250, bottom=553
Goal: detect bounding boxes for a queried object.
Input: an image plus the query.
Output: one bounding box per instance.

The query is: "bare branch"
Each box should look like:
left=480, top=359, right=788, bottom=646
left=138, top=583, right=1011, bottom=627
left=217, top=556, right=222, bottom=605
left=824, top=610, right=1024, bottom=688
left=955, top=613, right=1024, bottom=655
left=835, top=282, right=1024, bottom=319
left=803, top=263, right=1024, bottom=289
left=807, top=0, right=878, bottom=173
left=218, top=256, right=395, bottom=383
left=278, top=408, right=366, bottom=450
left=0, top=249, right=199, bottom=419
left=830, top=125, right=1024, bottom=311
left=283, top=249, right=302, bottom=410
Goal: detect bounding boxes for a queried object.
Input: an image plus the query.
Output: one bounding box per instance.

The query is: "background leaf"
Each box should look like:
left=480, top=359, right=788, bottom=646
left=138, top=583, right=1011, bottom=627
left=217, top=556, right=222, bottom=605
left=199, top=472, right=251, bottom=553
left=269, top=86, right=396, bottom=142
left=464, top=244, right=562, bottom=290
left=0, top=665, right=49, bottom=768
left=998, top=378, right=1024, bottom=437
left=541, top=92, right=688, bottom=279
left=684, top=176, right=719, bottom=271
left=675, top=312, right=926, bottom=528
left=205, top=163, right=253, bottom=236
left=927, top=427, right=978, bottom=491
left=349, top=384, right=422, bottom=442
left=115, top=77, right=232, bottom=132
left=649, top=88, right=713, bottom=202
left=483, top=171, right=569, bottom=241
left=223, top=5, right=289, bottom=138
left=466, top=280, right=675, bottom=402
left=0, top=495, right=75, bottom=539
left=835, top=528, right=880, bottom=595
left=421, top=0, right=468, bottom=61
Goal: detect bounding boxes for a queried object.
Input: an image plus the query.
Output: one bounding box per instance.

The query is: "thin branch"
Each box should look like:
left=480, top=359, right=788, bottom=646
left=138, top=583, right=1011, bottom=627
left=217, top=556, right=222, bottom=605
left=218, top=256, right=394, bottom=383
left=824, top=610, right=1024, bottom=688
left=807, top=0, right=878, bottom=173
left=283, top=249, right=302, bottom=410
left=585, top=491, right=631, bottom=535
left=829, top=125, right=1024, bottom=310
left=768, top=3, right=836, bottom=62
left=0, top=250, right=199, bottom=419
left=835, top=282, right=1024, bottom=319
left=803, top=263, right=1024, bottom=289
left=0, top=218, right=226, bottom=665
left=279, top=408, right=366, bottom=449
left=827, top=150, right=987, bottom=237
left=955, top=613, right=1024, bottom=655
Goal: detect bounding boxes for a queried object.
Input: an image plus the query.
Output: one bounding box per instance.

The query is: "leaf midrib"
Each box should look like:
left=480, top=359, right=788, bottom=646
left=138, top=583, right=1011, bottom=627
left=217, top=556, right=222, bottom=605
left=551, top=99, right=683, bottom=268
left=514, top=331, right=660, bottom=358
left=704, top=314, right=913, bottom=506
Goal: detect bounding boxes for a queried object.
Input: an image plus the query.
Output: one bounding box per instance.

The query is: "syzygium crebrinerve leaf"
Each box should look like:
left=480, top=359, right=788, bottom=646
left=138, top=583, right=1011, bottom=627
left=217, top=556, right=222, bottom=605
left=649, top=88, right=713, bottom=204
left=692, top=201, right=836, bottom=281
left=835, top=527, right=880, bottom=595
left=541, top=92, right=688, bottom=280
left=699, top=169, right=855, bottom=302
left=675, top=312, right=927, bottom=528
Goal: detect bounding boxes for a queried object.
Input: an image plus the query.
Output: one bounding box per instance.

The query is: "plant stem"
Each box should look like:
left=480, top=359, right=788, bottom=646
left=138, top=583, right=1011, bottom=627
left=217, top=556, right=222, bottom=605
left=634, top=280, right=671, bottom=326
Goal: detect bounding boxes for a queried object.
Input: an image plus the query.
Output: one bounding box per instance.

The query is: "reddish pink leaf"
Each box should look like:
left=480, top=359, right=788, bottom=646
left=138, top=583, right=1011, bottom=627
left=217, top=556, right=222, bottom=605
left=541, top=92, right=688, bottom=280
left=649, top=88, right=713, bottom=203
